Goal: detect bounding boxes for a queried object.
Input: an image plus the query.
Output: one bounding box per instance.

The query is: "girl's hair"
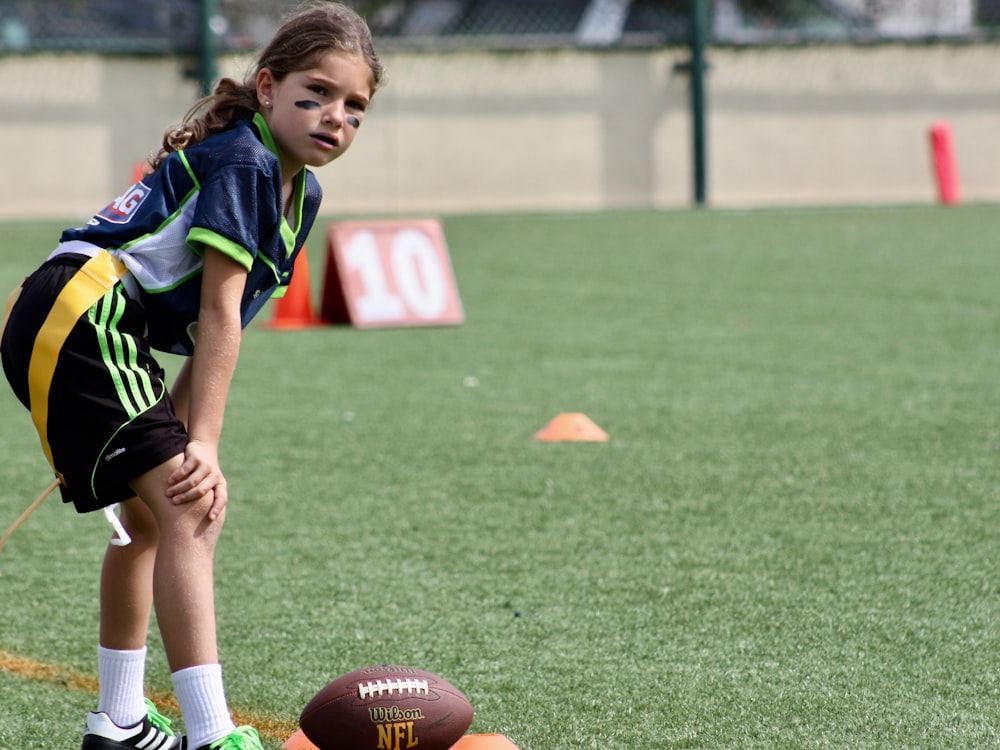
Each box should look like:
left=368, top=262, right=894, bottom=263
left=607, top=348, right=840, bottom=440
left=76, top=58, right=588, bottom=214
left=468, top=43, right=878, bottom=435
left=149, top=1, right=384, bottom=170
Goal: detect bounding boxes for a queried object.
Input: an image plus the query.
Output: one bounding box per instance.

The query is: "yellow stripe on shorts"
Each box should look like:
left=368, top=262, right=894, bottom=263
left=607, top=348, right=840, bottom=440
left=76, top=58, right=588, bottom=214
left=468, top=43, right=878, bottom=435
left=26, top=251, right=128, bottom=474
left=0, top=280, right=25, bottom=343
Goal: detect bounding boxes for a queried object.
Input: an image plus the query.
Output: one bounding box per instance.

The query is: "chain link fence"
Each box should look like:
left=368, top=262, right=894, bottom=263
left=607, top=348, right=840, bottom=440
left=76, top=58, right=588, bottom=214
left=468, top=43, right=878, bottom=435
left=1, top=0, right=998, bottom=55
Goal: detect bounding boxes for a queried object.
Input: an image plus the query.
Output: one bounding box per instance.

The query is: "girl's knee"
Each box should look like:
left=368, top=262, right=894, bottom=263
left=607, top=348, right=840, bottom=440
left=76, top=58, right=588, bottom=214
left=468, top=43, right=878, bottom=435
left=160, top=492, right=227, bottom=550
left=131, top=457, right=225, bottom=544
left=118, top=497, right=160, bottom=548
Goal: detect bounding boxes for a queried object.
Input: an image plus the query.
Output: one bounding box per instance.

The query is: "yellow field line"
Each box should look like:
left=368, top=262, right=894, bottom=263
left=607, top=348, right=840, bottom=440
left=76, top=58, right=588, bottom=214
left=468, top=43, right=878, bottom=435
left=0, top=649, right=299, bottom=742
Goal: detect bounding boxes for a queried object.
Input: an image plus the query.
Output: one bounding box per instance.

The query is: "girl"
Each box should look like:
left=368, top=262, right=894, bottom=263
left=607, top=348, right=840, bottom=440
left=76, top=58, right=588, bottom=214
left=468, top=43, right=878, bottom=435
left=0, top=3, right=383, bottom=750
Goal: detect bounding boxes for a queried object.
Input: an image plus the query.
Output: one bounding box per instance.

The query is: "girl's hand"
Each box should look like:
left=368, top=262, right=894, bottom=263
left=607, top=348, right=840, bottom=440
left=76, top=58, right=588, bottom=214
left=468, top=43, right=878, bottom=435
left=166, top=439, right=228, bottom=521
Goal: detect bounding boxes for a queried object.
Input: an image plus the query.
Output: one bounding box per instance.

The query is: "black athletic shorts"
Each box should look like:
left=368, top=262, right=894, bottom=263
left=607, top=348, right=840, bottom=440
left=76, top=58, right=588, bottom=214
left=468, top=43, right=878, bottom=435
left=1, top=252, right=188, bottom=513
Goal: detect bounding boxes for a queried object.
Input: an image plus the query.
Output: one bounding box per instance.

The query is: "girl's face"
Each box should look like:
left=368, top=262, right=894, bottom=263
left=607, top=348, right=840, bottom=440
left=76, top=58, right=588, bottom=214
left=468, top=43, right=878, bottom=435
left=257, top=50, right=373, bottom=180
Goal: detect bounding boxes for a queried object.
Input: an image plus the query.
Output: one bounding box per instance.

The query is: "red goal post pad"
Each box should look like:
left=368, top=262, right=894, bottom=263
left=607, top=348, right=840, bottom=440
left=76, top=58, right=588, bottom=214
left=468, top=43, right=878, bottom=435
left=321, top=218, right=464, bottom=329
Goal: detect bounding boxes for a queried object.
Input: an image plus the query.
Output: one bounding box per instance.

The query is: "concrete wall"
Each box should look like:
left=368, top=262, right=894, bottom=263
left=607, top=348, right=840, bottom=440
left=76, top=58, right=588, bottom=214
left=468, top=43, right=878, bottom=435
left=1, top=44, right=997, bottom=221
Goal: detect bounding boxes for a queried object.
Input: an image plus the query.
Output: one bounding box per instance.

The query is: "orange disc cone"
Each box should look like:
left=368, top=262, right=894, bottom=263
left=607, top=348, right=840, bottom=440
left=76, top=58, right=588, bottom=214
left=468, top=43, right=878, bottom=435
left=282, top=731, right=517, bottom=750
left=281, top=730, right=319, bottom=750
left=451, top=736, right=521, bottom=750
left=263, top=248, right=325, bottom=329
left=534, top=413, right=609, bottom=442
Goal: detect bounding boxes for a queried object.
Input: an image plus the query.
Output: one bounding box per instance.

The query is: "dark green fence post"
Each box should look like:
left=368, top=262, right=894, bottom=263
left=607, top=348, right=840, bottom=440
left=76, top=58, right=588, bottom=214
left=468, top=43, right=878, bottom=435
left=199, top=0, right=219, bottom=96
left=690, top=0, right=708, bottom=206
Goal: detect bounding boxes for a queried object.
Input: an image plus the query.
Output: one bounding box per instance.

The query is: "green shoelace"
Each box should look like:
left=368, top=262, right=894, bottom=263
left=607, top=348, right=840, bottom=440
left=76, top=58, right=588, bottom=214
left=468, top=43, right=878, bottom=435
left=144, top=699, right=176, bottom=736
left=209, top=726, right=263, bottom=750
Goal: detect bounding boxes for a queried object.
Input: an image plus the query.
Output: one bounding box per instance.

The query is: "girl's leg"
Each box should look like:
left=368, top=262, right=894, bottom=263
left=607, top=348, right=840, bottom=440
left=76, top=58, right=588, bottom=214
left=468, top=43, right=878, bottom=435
left=97, top=496, right=160, bottom=727
left=130, top=456, right=222, bottom=670
left=100, top=497, right=159, bottom=650
left=130, top=455, right=237, bottom=749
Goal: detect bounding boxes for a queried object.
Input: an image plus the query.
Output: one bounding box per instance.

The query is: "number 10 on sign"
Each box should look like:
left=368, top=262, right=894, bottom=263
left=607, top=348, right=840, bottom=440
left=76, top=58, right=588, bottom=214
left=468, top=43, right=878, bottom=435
left=321, top=219, right=464, bottom=328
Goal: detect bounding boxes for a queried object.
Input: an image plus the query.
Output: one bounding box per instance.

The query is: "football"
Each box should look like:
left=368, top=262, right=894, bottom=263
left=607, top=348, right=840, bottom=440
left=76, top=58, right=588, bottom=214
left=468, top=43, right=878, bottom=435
left=299, top=665, right=474, bottom=750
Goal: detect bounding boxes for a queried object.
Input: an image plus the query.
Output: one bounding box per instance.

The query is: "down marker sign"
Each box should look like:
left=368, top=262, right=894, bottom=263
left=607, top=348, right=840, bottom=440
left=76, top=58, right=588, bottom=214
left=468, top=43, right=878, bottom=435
left=321, top=219, right=464, bottom=329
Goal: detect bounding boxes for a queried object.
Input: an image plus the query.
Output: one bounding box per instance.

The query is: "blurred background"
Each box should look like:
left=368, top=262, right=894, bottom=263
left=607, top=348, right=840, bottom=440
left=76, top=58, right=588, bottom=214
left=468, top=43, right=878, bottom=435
left=1, top=0, right=998, bottom=217
left=3, top=1, right=998, bottom=53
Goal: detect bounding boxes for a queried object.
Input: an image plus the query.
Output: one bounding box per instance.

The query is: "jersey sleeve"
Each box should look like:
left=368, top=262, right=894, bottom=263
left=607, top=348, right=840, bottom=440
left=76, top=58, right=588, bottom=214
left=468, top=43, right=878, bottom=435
left=186, top=159, right=282, bottom=271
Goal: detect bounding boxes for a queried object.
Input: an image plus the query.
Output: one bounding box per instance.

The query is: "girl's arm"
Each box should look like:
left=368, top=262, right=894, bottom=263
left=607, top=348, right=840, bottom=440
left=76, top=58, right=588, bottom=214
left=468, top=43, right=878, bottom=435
left=170, top=357, right=192, bottom=425
left=165, top=247, right=248, bottom=521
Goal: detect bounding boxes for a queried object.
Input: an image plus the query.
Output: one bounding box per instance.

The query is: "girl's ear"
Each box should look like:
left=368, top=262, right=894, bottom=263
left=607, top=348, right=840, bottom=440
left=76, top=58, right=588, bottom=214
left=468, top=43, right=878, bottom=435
left=256, top=68, right=275, bottom=108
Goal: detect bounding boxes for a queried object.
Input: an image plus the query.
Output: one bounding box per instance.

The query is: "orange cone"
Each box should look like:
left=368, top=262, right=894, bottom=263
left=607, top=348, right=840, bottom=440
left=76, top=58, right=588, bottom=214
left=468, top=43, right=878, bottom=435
left=263, top=248, right=325, bottom=329
left=281, top=730, right=318, bottom=750
left=534, top=413, right=609, bottom=442
left=929, top=121, right=961, bottom=206
left=282, top=731, right=518, bottom=750
left=451, top=735, right=521, bottom=750
left=132, top=160, right=151, bottom=183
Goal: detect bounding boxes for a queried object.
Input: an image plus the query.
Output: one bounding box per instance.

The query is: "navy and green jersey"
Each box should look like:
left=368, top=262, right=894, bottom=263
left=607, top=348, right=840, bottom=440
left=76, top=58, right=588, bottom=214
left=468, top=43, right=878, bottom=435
left=58, top=113, right=322, bottom=355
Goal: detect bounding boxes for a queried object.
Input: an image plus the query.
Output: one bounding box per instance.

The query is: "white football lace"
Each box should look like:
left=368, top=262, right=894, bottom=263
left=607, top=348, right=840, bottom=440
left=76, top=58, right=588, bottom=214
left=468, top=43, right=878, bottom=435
left=357, top=678, right=430, bottom=699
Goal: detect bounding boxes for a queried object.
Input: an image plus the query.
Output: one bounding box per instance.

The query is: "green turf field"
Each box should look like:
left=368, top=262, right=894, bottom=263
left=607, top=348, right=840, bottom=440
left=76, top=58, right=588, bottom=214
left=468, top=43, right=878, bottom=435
left=1, top=205, right=998, bottom=749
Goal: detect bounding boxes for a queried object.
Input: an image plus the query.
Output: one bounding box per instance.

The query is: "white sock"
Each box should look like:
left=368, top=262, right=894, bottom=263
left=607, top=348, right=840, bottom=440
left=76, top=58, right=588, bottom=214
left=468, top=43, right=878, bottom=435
left=172, top=663, right=236, bottom=749
left=97, top=645, right=148, bottom=727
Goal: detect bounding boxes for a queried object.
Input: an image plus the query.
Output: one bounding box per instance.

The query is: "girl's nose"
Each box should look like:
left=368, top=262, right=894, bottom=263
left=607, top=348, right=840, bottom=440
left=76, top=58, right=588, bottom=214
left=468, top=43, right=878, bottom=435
left=323, top=101, right=345, bottom=126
